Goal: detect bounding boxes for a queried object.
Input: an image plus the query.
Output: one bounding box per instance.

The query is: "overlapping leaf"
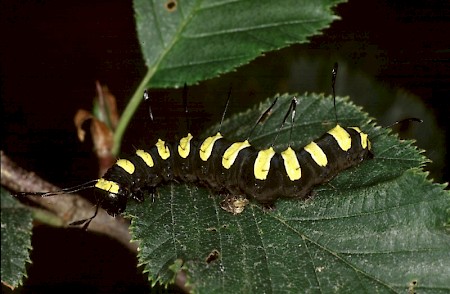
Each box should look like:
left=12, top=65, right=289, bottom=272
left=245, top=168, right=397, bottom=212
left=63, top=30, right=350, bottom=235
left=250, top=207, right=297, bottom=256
left=1, top=187, right=33, bottom=289
left=134, top=0, right=344, bottom=88
left=115, top=0, right=345, bottom=154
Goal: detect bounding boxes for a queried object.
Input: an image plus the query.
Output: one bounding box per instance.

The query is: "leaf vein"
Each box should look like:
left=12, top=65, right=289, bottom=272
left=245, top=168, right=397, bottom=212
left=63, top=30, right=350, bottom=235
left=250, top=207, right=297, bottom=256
left=161, top=53, right=252, bottom=70
left=302, top=238, right=323, bottom=293
left=338, top=247, right=449, bottom=255
left=212, top=197, right=226, bottom=292
left=283, top=195, right=442, bottom=222
left=251, top=206, right=274, bottom=292
left=184, top=18, right=328, bottom=39
left=199, top=0, right=242, bottom=10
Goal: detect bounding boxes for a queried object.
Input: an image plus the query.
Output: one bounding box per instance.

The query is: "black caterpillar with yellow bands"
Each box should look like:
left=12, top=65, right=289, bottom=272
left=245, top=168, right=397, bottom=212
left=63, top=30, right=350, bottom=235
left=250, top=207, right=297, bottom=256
left=95, top=120, right=373, bottom=216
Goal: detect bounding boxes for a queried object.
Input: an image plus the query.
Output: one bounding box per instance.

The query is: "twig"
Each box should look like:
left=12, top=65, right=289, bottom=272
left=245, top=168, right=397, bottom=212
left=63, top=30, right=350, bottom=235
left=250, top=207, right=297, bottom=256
left=0, top=150, right=137, bottom=252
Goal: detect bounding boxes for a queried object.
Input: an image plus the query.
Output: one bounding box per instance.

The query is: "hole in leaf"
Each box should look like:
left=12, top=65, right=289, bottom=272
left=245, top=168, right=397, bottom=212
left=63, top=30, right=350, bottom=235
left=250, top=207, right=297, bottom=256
left=205, top=249, right=220, bottom=264
left=165, top=0, right=177, bottom=12
left=408, top=279, right=418, bottom=294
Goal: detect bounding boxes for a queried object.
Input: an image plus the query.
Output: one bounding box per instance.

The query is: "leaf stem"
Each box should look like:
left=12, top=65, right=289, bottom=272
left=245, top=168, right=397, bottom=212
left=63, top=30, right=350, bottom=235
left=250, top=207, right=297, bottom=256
left=112, top=67, right=156, bottom=155
left=32, top=208, right=65, bottom=227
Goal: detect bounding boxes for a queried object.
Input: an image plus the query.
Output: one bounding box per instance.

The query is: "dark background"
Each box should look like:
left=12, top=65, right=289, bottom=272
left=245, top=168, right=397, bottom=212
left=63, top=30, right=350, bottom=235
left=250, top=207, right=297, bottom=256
left=1, top=0, right=449, bottom=292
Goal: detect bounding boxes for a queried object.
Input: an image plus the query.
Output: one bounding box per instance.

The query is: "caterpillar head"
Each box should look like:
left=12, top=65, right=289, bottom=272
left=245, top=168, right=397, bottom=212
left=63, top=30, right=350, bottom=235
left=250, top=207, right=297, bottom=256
left=94, top=178, right=129, bottom=216
left=99, top=190, right=128, bottom=217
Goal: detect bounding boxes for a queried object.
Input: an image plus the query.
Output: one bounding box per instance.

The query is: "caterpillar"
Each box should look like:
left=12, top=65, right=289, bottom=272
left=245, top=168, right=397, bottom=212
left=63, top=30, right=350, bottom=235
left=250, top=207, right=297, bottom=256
left=91, top=63, right=373, bottom=217
left=95, top=114, right=372, bottom=216
left=16, top=63, right=374, bottom=224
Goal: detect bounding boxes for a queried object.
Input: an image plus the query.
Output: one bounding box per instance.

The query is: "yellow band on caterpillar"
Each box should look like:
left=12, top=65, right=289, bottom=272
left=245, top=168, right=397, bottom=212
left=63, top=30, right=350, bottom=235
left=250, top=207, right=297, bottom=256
left=136, top=149, right=154, bottom=167
left=304, top=142, right=328, bottom=167
left=95, top=178, right=120, bottom=194
left=254, top=147, right=276, bottom=180
left=350, top=127, right=370, bottom=150
left=222, top=140, right=251, bottom=169
left=116, top=159, right=135, bottom=174
left=156, top=139, right=170, bottom=160
left=328, top=124, right=351, bottom=151
left=281, top=146, right=301, bottom=181
left=200, top=132, right=223, bottom=161
left=178, top=133, right=193, bottom=159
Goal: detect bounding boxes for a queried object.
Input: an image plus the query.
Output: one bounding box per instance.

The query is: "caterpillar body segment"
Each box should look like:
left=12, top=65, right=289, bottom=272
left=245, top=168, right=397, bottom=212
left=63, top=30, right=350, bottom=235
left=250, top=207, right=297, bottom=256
left=94, top=122, right=373, bottom=216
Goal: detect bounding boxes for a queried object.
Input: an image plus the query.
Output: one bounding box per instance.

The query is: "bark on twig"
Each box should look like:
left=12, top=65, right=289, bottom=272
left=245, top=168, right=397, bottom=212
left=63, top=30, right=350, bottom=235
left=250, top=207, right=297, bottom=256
left=0, top=150, right=137, bottom=252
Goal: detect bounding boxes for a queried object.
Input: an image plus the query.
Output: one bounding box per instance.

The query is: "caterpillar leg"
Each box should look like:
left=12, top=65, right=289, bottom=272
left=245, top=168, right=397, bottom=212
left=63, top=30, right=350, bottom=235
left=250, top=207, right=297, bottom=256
left=131, top=186, right=157, bottom=202
left=262, top=203, right=276, bottom=211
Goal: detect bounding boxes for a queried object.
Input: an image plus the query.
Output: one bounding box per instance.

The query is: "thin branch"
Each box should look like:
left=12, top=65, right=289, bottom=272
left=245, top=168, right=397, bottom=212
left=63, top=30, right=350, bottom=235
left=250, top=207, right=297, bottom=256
left=0, top=150, right=137, bottom=252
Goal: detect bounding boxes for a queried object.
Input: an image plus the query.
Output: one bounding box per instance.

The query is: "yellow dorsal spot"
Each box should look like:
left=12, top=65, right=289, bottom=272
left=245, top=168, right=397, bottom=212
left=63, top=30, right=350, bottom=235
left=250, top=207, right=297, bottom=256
left=304, top=142, right=328, bottom=167
left=350, top=127, right=370, bottom=150
left=222, top=140, right=251, bottom=169
left=281, top=147, right=301, bottom=181
left=116, top=159, right=135, bottom=174
left=155, top=139, right=170, bottom=160
left=350, top=127, right=362, bottom=133
left=178, top=133, right=193, bottom=159
left=136, top=149, right=154, bottom=167
left=328, top=124, right=352, bottom=151
left=254, top=147, right=276, bottom=180
left=360, top=132, right=368, bottom=149
left=200, top=132, right=223, bottom=161
left=95, top=178, right=120, bottom=194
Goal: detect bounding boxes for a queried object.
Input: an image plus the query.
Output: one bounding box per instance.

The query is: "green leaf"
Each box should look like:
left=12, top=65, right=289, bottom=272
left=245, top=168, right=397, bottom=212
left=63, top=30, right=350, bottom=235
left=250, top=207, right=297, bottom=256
left=1, top=187, right=33, bottom=290
left=125, top=93, right=450, bottom=292
left=133, top=0, right=344, bottom=88
left=115, top=0, right=344, bottom=154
